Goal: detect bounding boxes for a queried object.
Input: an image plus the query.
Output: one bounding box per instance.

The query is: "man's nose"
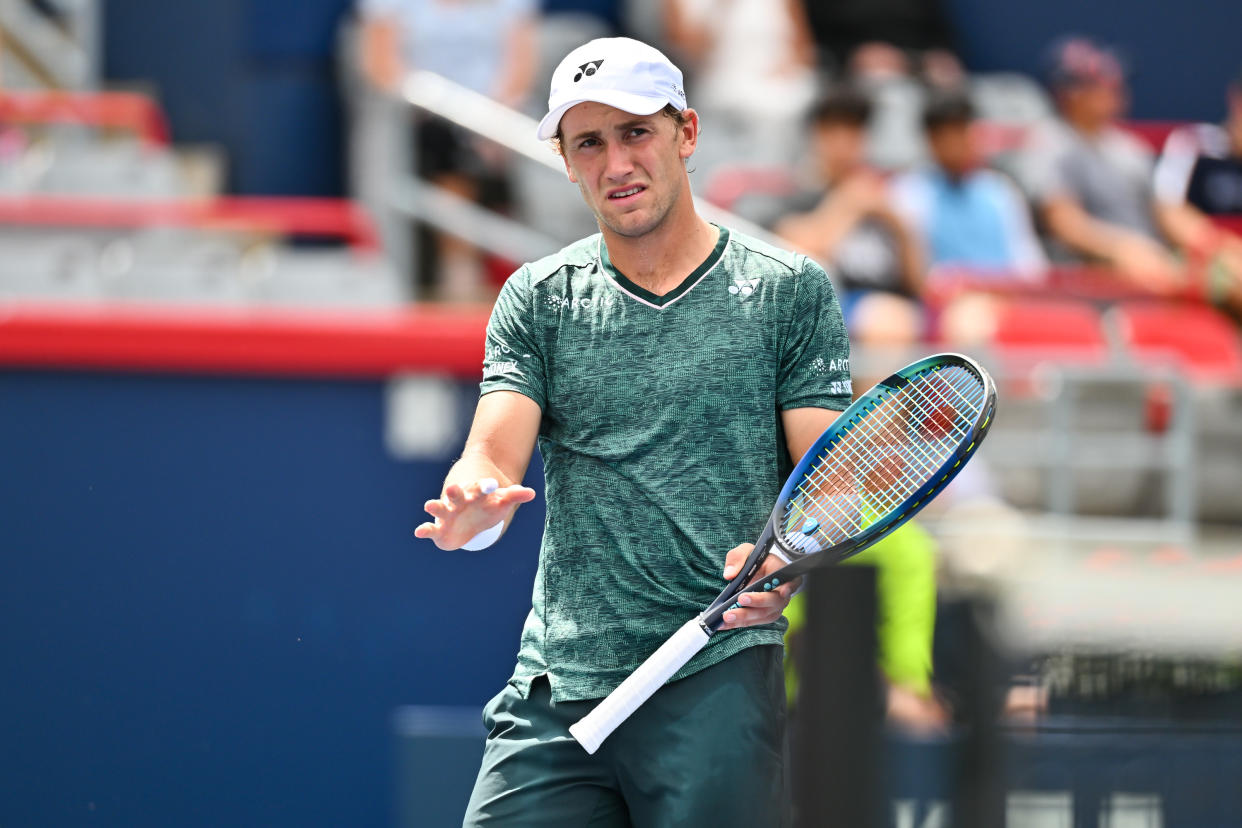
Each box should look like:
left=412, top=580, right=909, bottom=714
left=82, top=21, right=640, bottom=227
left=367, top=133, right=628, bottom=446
left=604, top=142, right=634, bottom=180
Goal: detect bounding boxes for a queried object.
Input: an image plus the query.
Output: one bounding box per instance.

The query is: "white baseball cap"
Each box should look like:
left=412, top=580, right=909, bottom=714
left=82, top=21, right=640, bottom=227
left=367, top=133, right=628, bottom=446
left=536, top=37, right=687, bottom=141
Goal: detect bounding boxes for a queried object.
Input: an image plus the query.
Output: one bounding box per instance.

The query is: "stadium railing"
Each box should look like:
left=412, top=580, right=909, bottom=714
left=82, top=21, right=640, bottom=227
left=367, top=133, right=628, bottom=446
left=0, top=89, right=170, bottom=149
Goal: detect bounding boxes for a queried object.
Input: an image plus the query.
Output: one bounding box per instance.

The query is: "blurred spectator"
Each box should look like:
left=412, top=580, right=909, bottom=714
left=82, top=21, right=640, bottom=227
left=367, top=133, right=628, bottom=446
left=892, top=90, right=1048, bottom=344
left=1019, top=36, right=1203, bottom=294
left=1156, top=67, right=1242, bottom=217
left=771, top=86, right=923, bottom=346
left=787, top=0, right=963, bottom=87
left=892, top=90, right=1046, bottom=277
left=1154, top=67, right=1242, bottom=314
left=358, top=0, right=538, bottom=301
left=785, top=522, right=948, bottom=735
left=663, top=0, right=817, bottom=171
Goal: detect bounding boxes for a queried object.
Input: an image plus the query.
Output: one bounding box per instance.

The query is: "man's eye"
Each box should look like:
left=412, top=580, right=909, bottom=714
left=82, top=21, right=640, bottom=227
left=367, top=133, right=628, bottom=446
left=578, top=138, right=600, bottom=149
left=627, top=128, right=648, bottom=138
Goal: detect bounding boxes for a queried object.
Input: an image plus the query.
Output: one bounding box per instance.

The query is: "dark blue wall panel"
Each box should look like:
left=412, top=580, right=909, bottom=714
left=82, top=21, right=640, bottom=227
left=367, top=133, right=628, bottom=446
left=103, top=0, right=352, bottom=196
left=0, top=370, right=543, bottom=826
left=946, top=0, right=1242, bottom=122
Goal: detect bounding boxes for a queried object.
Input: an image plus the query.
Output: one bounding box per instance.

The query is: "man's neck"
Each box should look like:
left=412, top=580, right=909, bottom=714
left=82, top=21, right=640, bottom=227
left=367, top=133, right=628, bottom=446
left=1066, top=114, right=1108, bottom=139
left=601, top=202, right=719, bottom=296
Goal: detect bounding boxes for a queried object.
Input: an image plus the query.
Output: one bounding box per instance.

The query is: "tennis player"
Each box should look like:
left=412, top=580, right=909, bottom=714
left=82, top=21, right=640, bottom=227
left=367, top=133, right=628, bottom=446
left=415, top=37, right=852, bottom=826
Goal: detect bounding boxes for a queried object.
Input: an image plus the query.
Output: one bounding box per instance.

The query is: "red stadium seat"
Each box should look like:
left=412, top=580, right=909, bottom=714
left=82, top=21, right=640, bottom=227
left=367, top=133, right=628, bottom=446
left=1111, top=301, right=1242, bottom=384
left=990, top=298, right=1109, bottom=362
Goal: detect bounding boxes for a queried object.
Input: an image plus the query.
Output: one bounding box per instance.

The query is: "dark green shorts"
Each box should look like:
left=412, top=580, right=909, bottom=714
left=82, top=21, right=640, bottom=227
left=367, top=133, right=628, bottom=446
left=463, top=644, right=790, bottom=827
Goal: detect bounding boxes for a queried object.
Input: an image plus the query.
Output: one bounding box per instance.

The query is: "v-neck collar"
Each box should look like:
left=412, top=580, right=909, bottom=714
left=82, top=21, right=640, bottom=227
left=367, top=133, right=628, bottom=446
left=598, top=226, right=730, bottom=309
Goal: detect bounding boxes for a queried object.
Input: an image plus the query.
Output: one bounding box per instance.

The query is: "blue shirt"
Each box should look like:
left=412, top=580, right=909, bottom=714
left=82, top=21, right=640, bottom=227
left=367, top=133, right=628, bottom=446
left=891, top=166, right=1046, bottom=275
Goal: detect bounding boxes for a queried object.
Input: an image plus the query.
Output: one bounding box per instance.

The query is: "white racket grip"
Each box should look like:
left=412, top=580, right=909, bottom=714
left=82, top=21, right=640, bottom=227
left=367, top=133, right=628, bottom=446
left=569, top=618, right=711, bottom=754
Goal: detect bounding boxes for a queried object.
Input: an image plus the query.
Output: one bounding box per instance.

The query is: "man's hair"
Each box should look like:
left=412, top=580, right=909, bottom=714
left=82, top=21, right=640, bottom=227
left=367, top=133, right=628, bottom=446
left=808, top=85, right=873, bottom=128
left=922, top=90, right=975, bottom=132
left=551, top=104, right=690, bottom=155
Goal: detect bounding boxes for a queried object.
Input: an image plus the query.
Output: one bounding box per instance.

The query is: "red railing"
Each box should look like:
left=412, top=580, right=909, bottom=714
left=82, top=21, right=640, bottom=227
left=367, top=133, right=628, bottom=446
left=0, top=304, right=490, bottom=380
left=0, top=90, right=171, bottom=148
left=0, top=195, right=381, bottom=251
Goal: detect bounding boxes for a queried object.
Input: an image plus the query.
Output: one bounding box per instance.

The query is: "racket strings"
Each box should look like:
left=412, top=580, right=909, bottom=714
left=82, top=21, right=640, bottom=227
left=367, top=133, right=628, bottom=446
left=782, top=365, right=985, bottom=549
left=837, top=368, right=983, bottom=511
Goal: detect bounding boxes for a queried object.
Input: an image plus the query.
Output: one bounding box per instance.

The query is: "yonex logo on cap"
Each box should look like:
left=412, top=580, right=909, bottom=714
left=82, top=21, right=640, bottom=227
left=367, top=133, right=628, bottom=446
left=573, top=60, right=604, bottom=82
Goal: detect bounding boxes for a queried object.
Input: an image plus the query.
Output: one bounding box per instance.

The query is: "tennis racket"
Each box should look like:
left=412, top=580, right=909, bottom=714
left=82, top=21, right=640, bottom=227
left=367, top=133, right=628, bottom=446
left=568, top=352, right=997, bottom=754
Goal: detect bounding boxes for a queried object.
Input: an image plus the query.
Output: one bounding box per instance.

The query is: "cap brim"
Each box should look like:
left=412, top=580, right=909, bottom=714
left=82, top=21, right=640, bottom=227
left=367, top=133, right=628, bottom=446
left=536, top=90, right=674, bottom=141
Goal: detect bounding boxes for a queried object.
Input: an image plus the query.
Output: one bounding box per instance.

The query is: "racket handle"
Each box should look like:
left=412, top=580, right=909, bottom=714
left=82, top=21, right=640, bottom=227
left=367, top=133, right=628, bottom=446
left=569, top=618, right=711, bottom=754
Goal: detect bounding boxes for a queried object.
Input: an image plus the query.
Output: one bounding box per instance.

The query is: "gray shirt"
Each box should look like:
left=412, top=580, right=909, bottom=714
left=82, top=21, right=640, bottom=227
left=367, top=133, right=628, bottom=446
left=1021, top=119, right=1161, bottom=243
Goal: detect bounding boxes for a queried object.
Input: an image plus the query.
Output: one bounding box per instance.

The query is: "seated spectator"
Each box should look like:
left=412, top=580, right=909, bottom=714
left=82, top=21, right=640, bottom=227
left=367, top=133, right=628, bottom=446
left=771, top=86, right=924, bottom=346
left=1154, top=67, right=1242, bottom=315
left=664, top=0, right=817, bottom=173
left=892, top=90, right=1047, bottom=278
left=892, top=90, right=1049, bottom=344
left=1019, top=37, right=1206, bottom=294
left=358, top=0, right=537, bottom=302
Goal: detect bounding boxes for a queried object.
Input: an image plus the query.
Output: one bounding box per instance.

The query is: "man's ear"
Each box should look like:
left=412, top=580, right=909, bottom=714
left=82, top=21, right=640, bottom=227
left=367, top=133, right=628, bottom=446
left=679, top=108, right=700, bottom=160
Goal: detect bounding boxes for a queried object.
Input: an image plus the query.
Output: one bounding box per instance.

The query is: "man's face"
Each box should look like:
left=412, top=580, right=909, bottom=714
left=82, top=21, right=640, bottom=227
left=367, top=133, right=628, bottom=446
left=927, top=122, right=976, bottom=177
left=1062, top=76, right=1127, bottom=128
left=559, top=102, right=696, bottom=239
left=811, top=121, right=866, bottom=181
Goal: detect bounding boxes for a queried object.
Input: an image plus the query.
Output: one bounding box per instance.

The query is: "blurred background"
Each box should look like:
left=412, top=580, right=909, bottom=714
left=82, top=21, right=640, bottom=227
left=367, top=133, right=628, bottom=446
left=0, top=0, right=1240, bottom=825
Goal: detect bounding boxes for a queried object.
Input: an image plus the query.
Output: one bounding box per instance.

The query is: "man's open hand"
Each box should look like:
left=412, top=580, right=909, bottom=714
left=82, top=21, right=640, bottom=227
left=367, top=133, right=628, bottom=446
left=415, top=478, right=536, bottom=550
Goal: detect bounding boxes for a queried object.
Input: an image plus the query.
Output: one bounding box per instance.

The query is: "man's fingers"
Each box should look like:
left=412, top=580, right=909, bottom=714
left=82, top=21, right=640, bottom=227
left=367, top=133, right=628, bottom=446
left=443, top=483, right=465, bottom=505
left=722, top=543, right=755, bottom=580
left=719, top=588, right=792, bottom=629
left=775, top=577, right=802, bottom=600
left=719, top=605, right=783, bottom=630
left=413, top=522, right=439, bottom=539
left=496, top=485, right=537, bottom=504
left=737, top=590, right=786, bottom=611
left=424, top=499, right=449, bottom=519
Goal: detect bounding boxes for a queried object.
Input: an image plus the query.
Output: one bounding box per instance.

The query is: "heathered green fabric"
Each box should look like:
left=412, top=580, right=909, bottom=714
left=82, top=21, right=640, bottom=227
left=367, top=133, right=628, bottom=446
left=479, top=225, right=852, bottom=702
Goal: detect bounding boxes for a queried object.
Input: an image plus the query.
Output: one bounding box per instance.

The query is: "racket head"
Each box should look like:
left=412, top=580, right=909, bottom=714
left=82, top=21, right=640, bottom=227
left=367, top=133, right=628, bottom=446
left=769, top=352, right=996, bottom=567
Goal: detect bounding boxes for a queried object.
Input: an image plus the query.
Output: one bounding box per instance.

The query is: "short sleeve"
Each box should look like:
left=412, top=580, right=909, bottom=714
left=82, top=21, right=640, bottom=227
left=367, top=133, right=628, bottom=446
left=776, top=258, right=852, bottom=411
left=1016, top=122, right=1079, bottom=205
left=480, top=268, right=547, bottom=409
left=1153, top=126, right=1201, bottom=205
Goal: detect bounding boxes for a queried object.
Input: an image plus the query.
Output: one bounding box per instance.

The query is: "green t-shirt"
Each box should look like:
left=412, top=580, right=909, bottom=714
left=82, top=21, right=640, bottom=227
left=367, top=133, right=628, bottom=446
left=480, top=225, right=852, bottom=702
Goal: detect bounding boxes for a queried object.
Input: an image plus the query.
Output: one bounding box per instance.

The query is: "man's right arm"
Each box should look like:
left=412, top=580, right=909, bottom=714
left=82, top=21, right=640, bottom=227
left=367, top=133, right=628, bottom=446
left=414, top=389, right=542, bottom=550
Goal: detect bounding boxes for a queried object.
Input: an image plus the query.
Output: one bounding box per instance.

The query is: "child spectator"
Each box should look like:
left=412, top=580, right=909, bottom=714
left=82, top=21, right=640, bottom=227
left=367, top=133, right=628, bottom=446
left=891, top=89, right=1046, bottom=277
left=771, top=85, right=924, bottom=346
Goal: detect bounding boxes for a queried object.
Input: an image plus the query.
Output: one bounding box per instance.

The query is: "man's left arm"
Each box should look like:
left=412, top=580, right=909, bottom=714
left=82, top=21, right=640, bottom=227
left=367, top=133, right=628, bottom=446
left=718, top=405, right=845, bottom=629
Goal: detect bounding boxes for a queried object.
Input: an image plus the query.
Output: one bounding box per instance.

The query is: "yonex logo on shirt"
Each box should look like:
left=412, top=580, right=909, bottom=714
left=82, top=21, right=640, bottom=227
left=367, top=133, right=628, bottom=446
left=728, top=278, right=760, bottom=298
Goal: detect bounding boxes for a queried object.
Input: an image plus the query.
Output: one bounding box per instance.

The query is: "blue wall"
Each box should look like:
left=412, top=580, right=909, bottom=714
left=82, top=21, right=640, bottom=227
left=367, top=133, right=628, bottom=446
left=103, top=0, right=353, bottom=196
left=0, top=369, right=543, bottom=826
left=946, top=0, right=1242, bottom=122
